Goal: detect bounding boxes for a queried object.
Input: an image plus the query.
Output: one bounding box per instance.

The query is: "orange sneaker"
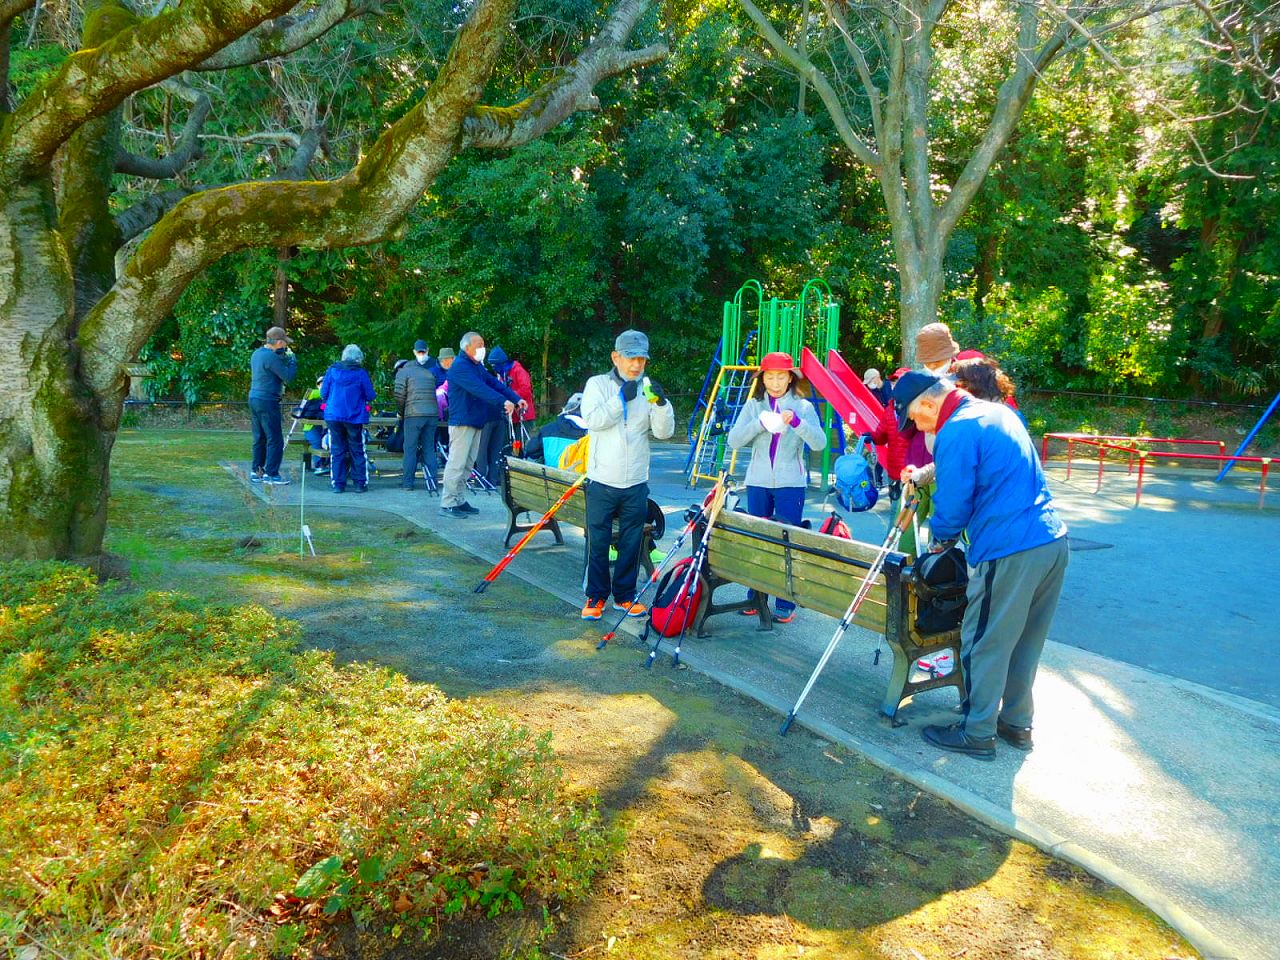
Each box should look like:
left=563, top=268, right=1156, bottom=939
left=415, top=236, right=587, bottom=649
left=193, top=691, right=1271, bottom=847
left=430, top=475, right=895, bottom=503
left=612, top=600, right=648, bottom=618
left=581, top=599, right=606, bottom=621
left=739, top=608, right=759, bottom=617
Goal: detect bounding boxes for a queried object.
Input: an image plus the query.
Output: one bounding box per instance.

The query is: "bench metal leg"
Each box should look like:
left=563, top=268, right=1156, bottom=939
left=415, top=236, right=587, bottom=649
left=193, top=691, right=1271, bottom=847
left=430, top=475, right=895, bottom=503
left=880, top=633, right=965, bottom=725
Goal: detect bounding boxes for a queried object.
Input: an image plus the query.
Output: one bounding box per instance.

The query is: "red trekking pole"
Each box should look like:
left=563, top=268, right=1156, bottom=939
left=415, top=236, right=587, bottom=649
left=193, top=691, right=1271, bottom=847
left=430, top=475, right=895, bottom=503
left=473, top=474, right=586, bottom=593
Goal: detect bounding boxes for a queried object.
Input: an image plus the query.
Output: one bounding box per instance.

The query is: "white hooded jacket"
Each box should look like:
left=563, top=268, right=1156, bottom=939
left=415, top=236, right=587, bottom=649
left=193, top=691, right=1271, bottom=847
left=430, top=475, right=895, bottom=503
left=580, top=370, right=676, bottom=488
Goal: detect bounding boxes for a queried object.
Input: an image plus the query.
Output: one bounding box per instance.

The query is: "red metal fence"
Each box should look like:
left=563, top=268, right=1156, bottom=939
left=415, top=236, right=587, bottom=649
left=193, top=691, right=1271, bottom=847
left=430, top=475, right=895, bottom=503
left=1040, top=433, right=1273, bottom=507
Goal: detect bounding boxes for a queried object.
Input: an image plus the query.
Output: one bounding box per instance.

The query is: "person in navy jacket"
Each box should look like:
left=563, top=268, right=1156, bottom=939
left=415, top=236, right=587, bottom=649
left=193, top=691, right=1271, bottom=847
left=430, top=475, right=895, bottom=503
left=894, top=370, right=1068, bottom=760
left=320, top=344, right=376, bottom=493
left=439, top=332, right=525, bottom=517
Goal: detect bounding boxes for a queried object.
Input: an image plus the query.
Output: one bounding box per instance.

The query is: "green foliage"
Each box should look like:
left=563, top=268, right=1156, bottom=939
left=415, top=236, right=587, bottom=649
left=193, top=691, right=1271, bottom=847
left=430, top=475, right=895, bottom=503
left=0, top=562, right=614, bottom=958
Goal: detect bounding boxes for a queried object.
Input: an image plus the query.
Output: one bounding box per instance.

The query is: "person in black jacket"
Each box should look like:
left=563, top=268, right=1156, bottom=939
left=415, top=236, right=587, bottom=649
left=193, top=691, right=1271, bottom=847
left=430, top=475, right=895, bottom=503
left=395, top=340, right=439, bottom=490
left=526, top=393, right=587, bottom=465
left=440, top=332, right=524, bottom=518
left=248, top=325, right=298, bottom=485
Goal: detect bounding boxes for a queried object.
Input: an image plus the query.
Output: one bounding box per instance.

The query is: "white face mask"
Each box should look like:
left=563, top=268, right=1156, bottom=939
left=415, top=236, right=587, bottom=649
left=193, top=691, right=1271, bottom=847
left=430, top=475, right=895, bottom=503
left=474, top=346, right=486, bottom=363
left=415, top=352, right=428, bottom=365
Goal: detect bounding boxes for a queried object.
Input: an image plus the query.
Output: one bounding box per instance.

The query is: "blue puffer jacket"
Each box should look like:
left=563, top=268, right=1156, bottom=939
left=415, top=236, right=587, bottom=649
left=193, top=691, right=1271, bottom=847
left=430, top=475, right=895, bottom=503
left=320, top=361, right=375, bottom=424
left=930, top=396, right=1066, bottom=564
left=445, top=353, right=521, bottom=428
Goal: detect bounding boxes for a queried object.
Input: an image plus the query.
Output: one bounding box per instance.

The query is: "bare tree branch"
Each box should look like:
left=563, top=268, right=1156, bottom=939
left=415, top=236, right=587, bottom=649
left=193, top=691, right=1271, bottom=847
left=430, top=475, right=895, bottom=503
left=0, top=0, right=300, bottom=185
left=116, top=83, right=212, bottom=178
left=739, top=0, right=882, bottom=168
left=115, top=187, right=192, bottom=240
left=822, top=0, right=883, bottom=140
left=194, top=0, right=379, bottom=71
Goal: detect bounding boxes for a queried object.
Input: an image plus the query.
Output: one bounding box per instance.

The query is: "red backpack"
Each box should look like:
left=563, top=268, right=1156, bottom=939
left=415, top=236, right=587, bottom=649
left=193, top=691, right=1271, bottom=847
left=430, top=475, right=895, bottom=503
left=645, top=557, right=707, bottom=639
left=819, top=512, right=852, bottom=540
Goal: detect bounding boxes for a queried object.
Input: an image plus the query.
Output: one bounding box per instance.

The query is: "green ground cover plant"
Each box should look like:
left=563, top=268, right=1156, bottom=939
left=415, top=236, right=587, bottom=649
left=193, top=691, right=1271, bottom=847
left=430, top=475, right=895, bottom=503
left=0, top=562, right=613, bottom=959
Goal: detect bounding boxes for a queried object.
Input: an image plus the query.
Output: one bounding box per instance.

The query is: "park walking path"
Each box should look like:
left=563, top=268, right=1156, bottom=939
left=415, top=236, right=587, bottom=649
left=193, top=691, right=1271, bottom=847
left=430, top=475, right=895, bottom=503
left=248, top=448, right=1280, bottom=960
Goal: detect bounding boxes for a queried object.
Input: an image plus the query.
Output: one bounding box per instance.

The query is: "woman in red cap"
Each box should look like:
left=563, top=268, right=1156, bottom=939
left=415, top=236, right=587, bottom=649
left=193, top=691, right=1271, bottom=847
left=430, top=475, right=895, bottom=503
left=727, top=352, right=827, bottom=622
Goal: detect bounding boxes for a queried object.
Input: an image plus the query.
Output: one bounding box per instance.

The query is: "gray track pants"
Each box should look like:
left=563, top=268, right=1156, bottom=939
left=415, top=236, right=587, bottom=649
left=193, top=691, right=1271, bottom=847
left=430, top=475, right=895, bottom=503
left=960, top=536, right=1069, bottom=739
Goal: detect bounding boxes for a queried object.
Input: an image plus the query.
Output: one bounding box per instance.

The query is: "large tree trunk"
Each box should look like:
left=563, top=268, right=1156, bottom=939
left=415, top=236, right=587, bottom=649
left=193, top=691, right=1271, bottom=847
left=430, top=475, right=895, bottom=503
left=0, top=179, right=114, bottom=559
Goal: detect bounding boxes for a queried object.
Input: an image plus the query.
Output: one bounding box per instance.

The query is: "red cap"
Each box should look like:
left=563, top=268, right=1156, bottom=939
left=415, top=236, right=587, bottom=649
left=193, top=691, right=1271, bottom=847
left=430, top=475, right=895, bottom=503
left=759, top=352, right=797, bottom=372
left=954, top=349, right=986, bottom=361
left=891, top=366, right=912, bottom=380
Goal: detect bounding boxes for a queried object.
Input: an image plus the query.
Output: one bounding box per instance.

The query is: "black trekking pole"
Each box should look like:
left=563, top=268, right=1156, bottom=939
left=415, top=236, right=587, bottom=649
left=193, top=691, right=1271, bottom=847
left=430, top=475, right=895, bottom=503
left=778, top=483, right=920, bottom=735
left=644, top=476, right=730, bottom=668
left=597, top=495, right=711, bottom=651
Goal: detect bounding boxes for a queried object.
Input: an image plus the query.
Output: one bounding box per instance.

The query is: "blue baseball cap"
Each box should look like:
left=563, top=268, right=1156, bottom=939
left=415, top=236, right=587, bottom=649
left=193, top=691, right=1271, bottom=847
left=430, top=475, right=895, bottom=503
left=614, top=329, right=650, bottom=359
left=892, top=370, right=946, bottom=432
left=413, top=339, right=429, bottom=352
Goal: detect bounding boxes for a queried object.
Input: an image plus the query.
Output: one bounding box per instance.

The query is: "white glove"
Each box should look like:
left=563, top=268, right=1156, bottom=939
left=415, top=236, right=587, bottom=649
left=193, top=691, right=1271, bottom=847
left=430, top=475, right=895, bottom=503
left=759, top=410, right=786, bottom=434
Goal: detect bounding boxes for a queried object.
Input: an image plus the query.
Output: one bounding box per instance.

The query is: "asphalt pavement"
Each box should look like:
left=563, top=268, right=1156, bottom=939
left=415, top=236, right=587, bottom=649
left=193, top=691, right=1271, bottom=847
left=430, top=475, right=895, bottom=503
left=247, top=445, right=1280, bottom=960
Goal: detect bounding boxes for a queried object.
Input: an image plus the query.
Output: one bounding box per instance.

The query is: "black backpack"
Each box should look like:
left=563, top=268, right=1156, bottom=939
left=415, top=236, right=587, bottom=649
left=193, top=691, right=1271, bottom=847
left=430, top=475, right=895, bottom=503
left=911, top=544, right=969, bottom=636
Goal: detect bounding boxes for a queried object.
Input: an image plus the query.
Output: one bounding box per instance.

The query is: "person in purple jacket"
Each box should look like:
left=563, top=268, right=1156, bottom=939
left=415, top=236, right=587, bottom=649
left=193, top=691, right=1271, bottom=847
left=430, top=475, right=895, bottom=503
left=895, top=370, right=1068, bottom=760
left=320, top=344, right=376, bottom=493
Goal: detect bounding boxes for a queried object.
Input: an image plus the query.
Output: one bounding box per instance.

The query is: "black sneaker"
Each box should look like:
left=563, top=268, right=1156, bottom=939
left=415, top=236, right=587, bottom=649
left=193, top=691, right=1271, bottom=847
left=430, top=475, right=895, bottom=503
left=457, top=501, right=480, bottom=515
left=996, top=720, right=1034, bottom=751
left=332, top=485, right=346, bottom=494
left=922, top=722, right=995, bottom=760
left=355, top=485, right=368, bottom=493
left=249, top=469, right=264, bottom=482
left=440, top=505, right=470, bottom=518
left=264, top=475, right=291, bottom=486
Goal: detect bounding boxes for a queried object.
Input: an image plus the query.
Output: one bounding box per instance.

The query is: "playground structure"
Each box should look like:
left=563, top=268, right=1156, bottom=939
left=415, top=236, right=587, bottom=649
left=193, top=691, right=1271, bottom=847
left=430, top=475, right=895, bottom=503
left=685, top=279, right=887, bottom=487
left=1042, top=433, right=1274, bottom=507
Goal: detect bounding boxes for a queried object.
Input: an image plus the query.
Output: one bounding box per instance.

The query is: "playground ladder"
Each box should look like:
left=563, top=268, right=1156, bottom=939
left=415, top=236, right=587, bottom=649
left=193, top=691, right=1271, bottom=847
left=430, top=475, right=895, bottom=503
left=686, top=364, right=758, bottom=488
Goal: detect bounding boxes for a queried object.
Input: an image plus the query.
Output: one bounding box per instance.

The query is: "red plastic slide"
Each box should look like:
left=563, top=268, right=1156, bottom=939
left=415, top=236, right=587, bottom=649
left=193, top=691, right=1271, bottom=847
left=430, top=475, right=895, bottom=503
left=799, top=347, right=887, bottom=466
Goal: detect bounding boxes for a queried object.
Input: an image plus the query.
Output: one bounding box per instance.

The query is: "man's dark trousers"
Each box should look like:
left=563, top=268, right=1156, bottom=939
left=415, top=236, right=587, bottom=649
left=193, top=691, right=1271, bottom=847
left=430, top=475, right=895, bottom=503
left=249, top=398, right=284, bottom=475
left=401, top=415, right=439, bottom=487
left=477, top=417, right=507, bottom=486
left=585, top=480, right=648, bottom=603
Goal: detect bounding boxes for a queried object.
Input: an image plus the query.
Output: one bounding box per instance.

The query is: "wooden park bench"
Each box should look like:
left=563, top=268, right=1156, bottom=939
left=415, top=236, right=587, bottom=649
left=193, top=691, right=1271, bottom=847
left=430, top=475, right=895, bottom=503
left=695, top=509, right=964, bottom=722
left=502, top=456, right=664, bottom=578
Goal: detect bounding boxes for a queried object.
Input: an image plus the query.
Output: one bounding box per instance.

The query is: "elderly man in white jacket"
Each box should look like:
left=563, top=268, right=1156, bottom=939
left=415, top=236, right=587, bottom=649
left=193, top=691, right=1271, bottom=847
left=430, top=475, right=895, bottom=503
left=578, top=329, right=676, bottom=621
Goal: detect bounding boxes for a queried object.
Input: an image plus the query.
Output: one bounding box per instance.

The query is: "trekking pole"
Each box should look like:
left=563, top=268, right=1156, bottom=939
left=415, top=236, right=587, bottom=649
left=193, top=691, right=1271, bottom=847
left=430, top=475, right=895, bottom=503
left=668, top=480, right=732, bottom=667
left=473, top=474, right=587, bottom=593
left=645, top=475, right=730, bottom=668
left=597, top=495, right=711, bottom=651
left=778, top=483, right=920, bottom=735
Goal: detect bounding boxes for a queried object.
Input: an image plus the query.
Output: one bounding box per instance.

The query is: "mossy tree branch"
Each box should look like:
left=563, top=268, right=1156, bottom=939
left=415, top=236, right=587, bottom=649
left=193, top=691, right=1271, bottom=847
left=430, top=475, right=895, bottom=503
left=0, top=0, right=301, bottom=185
left=80, top=0, right=660, bottom=414
left=462, top=0, right=666, bottom=149
left=194, top=0, right=380, bottom=71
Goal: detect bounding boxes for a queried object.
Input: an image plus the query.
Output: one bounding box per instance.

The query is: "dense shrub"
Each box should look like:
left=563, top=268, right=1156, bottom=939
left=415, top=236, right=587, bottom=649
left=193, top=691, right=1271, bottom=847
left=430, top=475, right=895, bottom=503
left=0, top=563, right=612, bottom=958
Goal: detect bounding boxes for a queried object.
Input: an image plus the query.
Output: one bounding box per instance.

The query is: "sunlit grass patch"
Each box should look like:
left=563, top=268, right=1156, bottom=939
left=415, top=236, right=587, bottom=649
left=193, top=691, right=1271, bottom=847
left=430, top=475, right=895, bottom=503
left=0, top=562, right=614, bottom=958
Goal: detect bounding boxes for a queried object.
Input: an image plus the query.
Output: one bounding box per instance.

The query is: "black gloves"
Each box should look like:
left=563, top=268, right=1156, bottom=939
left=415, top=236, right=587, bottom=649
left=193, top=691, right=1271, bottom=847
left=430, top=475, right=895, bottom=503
left=620, top=378, right=639, bottom=402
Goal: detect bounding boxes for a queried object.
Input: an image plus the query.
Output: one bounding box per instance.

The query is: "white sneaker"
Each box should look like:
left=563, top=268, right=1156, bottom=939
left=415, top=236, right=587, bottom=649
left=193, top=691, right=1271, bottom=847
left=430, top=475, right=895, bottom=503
left=916, top=652, right=954, bottom=677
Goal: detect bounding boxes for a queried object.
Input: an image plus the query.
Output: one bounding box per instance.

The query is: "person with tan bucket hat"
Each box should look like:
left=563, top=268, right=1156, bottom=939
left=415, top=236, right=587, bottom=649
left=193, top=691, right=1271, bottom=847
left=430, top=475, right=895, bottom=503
left=915, top=322, right=960, bottom=374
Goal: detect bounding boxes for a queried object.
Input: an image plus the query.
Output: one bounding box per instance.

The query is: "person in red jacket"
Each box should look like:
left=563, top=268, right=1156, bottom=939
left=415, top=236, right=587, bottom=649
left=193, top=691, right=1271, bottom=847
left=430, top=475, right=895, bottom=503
left=488, top=346, right=536, bottom=423
left=864, top=366, right=915, bottom=507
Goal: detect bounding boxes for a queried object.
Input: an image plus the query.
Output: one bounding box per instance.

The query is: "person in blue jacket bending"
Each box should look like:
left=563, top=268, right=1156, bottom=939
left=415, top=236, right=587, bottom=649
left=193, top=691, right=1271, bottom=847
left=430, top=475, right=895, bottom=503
left=894, top=370, right=1068, bottom=760
left=320, top=344, right=376, bottom=493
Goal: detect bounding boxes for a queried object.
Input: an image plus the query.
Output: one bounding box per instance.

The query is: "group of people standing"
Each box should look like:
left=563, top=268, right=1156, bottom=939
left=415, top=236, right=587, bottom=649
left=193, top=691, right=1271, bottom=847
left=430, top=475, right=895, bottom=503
left=248, top=319, right=1067, bottom=763
left=244, top=327, right=534, bottom=496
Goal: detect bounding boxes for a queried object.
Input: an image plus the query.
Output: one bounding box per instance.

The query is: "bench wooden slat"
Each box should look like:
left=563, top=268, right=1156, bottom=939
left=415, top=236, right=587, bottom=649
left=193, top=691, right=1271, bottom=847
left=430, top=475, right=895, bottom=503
left=706, top=538, right=887, bottom=631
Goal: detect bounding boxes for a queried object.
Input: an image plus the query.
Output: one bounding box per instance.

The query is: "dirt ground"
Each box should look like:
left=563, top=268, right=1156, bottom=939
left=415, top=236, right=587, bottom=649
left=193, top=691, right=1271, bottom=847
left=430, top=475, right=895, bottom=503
left=104, top=431, right=1199, bottom=959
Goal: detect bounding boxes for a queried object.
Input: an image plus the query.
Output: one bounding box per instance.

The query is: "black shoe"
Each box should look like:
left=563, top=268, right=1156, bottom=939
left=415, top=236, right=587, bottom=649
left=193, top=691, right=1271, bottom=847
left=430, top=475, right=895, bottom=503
left=922, top=722, right=996, bottom=760
left=355, top=485, right=368, bottom=493
left=440, top=505, right=470, bottom=518
left=332, top=485, right=345, bottom=494
left=401, top=485, right=415, bottom=492
left=457, top=501, right=480, bottom=515
left=996, top=720, right=1034, bottom=751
